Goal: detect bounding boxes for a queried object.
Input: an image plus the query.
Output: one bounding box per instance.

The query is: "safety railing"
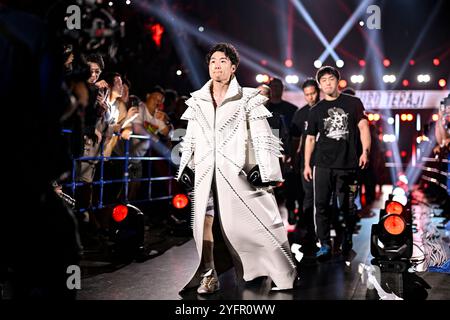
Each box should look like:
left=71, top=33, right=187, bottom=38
left=62, top=130, right=175, bottom=213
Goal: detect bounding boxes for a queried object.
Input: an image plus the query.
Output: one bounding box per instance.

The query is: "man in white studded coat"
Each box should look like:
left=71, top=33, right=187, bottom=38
left=176, top=43, right=297, bottom=295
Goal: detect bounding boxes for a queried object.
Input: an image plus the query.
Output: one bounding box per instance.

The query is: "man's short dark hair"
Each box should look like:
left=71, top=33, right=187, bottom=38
left=302, top=78, right=319, bottom=92
left=85, top=53, right=105, bottom=70
left=148, top=85, right=165, bottom=96
left=206, top=43, right=240, bottom=68
left=316, top=66, right=340, bottom=83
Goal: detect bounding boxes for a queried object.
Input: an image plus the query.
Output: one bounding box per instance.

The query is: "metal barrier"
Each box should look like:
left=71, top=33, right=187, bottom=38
left=63, top=130, right=175, bottom=212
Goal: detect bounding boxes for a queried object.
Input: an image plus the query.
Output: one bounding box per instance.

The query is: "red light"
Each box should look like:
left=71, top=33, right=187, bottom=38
left=284, top=59, right=293, bottom=68
left=172, top=194, right=189, bottom=209
left=339, top=79, right=347, bottom=88
left=383, top=59, right=391, bottom=67
left=438, top=79, right=446, bottom=88
left=432, top=114, right=439, bottom=121
left=409, top=59, right=415, bottom=66
left=385, top=150, right=392, bottom=157
left=260, top=60, right=267, bottom=66
left=386, top=201, right=403, bottom=215
left=400, top=114, right=407, bottom=121
left=359, top=59, right=366, bottom=67
left=149, top=23, right=164, bottom=48
left=383, top=215, right=405, bottom=235
left=401, top=151, right=407, bottom=157
left=402, top=79, right=409, bottom=87
left=113, top=205, right=128, bottom=222
left=433, top=58, right=440, bottom=66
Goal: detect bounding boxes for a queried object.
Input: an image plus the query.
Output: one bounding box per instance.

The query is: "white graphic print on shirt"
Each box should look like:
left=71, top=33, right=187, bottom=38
left=323, top=107, right=349, bottom=141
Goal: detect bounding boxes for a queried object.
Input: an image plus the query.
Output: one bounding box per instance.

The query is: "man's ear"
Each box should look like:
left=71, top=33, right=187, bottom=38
left=231, top=65, right=237, bottom=73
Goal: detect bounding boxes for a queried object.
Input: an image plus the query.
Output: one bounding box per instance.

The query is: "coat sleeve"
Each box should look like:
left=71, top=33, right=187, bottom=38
left=246, top=92, right=284, bottom=183
left=175, top=98, right=196, bottom=181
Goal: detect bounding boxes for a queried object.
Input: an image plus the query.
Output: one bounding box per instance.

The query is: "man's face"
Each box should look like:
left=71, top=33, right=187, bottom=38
left=87, top=62, right=101, bottom=84
left=303, top=86, right=318, bottom=106
left=146, top=92, right=165, bottom=114
left=269, top=80, right=283, bottom=98
left=208, top=51, right=236, bottom=82
left=319, top=74, right=338, bottom=96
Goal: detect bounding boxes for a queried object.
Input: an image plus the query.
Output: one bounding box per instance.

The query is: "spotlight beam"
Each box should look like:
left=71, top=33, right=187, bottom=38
left=395, top=1, right=443, bottom=89
left=290, top=0, right=341, bottom=62
left=139, top=2, right=306, bottom=86
left=318, top=0, right=371, bottom=62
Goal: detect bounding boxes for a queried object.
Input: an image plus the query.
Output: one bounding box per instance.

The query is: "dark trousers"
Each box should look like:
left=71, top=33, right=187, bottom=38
left=313, top=166, right=358, bottom=246
left=296, top=160, right=316, bottom=249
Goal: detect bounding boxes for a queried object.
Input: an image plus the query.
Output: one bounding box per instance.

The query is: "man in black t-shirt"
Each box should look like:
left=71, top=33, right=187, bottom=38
left=289, top=78, right=320, bottom=255
left=303, top=66, right=371, bottom=261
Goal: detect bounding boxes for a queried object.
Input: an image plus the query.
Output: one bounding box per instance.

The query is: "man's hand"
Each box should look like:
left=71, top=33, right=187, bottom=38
left=359, top=151, right=369, bottom=169
left=126, top=107, right=139, bottom=120
left=247, top=165, right=278, bottom=188
left=120, top=128, right=132, bottom=140
left=179, top=167, right=195, bottom=192
left=95, top=80, right=108, bottom=89
left=303, top=165, right=312, bottom=182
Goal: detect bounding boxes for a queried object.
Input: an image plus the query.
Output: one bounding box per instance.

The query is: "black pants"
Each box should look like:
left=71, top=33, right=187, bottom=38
left=295, top=160, right=316, bottom=248
left=313, top=167, right=358, bottom=246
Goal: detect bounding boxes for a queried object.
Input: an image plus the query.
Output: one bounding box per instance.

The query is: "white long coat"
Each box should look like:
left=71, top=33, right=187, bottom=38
left=176, top=77, right=297, bottom=290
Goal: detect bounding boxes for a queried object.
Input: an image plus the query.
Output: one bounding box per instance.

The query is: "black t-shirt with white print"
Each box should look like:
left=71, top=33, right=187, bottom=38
left=306, top=93, right=367, bottom=169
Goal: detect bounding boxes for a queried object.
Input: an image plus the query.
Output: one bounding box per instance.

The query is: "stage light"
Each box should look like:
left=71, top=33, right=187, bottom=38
left=417, top=74, right=430, bottom=83
left=260, top=59, right=267, bottom=66
left=438, top=79, right=446, bottom=88
left=108, top=1, right=113, bottom=6
left=385, top=150, right=393, bottom=157
left=400, top=151, right=407, bottom=157
left=126, top=0, right=131, bottom=5
left=359, top=59, right=366, bottom=67
left=409, top=59, right=415, bottom=66
left=113, top=204, right=128, bottom=222
left=285, top=59, right=293, bottom=68
left=351, top=75, right=364, bottom=83
left=373, top=113, right=380, bottom=121
left=338, top=79, right=347, bottom=88
left=392, top=186, right=406, bottom=197
left=111, top=204, right=146, bottom=261
left=198, top=26, right=204, bottom=32
left=400, top=114, right=407, bottom=121
left=176, top=69, right=182, bottom=76
left=402, top=79, right=409, bottom=87
left=383, top=74, right=396, bottom=83
left=314, top=59, right=322, bottom=68
left=172, top=194, right=189, bottom=209
left=433, top=58, right=440, bottom=66
left=383, top=215, right=405, bottom=235
left=387, top=117, right=395, bottom=125
left=392, top=194, right=408, bottom=206
left=383, top=134, right=396, bottom=142
left=285, top=75, right=299, bottom=84
left=256, top=74, right=269, bottom=83
left=371, top=194, right=413, bottom=267
left=406, top=114, right=413, bottom=121
left=336, top=59, right=344, bottom=68
left=383, top=58, right=391, bottom=67
left=368, top=113, right=374, bottom=121
left=432, top=114, right=439, bottom=121
left=359, top=20, right=364, bottom=27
